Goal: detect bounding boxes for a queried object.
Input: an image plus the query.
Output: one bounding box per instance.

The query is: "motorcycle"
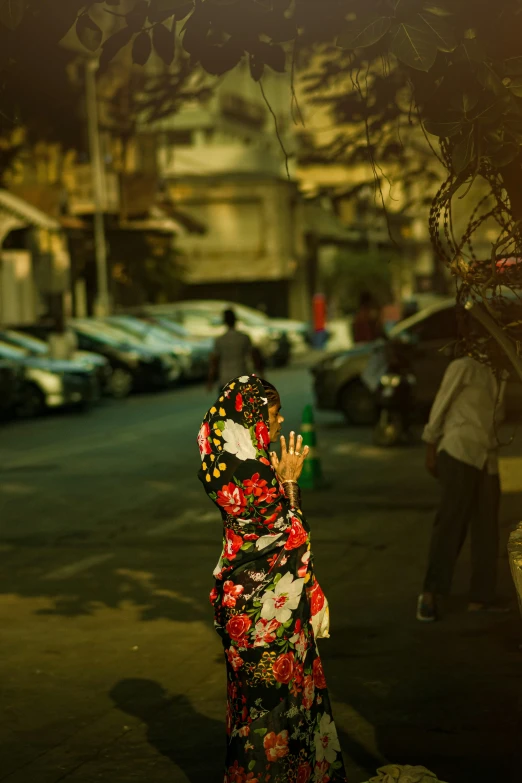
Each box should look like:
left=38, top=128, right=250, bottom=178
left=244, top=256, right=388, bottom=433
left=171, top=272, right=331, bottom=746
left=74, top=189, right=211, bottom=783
left=373, top=369, right=416, bottom=447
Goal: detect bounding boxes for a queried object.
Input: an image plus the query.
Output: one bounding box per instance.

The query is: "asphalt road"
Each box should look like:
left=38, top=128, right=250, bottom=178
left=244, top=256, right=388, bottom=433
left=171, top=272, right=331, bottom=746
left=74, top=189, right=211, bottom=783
left=1, top=367, right=521, bottom=783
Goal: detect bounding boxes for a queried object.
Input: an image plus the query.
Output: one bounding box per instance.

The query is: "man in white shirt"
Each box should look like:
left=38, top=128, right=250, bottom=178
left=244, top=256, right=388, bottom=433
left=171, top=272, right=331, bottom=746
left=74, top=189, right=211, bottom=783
left=417, top=354, right=506, bottom=622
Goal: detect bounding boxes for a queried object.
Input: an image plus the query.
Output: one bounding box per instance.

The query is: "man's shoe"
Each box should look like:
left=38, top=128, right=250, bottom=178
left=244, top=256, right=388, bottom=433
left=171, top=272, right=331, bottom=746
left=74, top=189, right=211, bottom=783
left=416, top=594, right=437, bottom=623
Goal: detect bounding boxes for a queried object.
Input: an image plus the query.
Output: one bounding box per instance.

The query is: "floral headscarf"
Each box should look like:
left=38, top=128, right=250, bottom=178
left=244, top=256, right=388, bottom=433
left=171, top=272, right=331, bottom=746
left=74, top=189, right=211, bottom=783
left=197, top=374, right=276, bottom=498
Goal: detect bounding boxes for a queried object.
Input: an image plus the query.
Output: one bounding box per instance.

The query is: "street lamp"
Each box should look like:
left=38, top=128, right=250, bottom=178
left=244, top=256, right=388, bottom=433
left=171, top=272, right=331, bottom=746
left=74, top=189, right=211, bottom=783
left=85, top=58, right=110, bottom=316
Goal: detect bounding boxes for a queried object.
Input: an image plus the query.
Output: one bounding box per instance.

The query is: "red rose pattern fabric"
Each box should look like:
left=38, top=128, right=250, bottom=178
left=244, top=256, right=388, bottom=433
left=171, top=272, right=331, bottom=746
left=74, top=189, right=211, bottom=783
left=198, top=375, right=347, bottom=783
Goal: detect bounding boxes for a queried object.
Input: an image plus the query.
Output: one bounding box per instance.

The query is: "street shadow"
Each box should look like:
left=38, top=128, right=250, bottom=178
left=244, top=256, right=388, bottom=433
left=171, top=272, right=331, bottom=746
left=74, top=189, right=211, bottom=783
left=109, top=679, right=223, bottom=783
left=323, top=611, right=521, bottom=783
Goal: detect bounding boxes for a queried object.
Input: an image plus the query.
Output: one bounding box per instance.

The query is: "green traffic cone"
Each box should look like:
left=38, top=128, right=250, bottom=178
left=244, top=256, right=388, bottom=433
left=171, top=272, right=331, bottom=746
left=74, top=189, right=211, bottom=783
left=299, top=404, right=326, bottom=490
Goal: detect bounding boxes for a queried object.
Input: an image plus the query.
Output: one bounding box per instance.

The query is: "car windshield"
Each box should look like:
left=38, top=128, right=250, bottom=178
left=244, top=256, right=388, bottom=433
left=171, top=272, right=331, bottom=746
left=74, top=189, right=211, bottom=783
left=73, top=320, right=143, bottom=345
left=73, top=321, right=134, bottom=348
left=107, top=317, right=149, bottom=338
left=108, top=317, right=170, bottom=343
left=0, top=340, right=28, bottom=359
left=4, top=330, right=48, bottom=355
left=154, top=318, right=191, bottom=339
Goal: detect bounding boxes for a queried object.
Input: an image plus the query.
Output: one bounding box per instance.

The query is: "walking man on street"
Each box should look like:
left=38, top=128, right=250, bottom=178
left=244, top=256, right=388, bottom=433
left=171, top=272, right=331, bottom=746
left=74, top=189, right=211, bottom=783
left=417, top=351, right=507, bottom=622
left=207, top=308, right=264, bottom=392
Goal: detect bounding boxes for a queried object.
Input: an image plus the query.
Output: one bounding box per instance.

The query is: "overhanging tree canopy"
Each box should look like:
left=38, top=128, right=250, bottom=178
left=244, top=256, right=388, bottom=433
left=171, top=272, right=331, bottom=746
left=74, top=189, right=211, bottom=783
left=2, top=0, right=522, bottom=372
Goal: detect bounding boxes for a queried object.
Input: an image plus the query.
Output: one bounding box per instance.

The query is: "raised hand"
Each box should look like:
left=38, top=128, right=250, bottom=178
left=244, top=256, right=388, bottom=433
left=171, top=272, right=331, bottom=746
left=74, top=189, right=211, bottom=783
left=270, top=431, right=310, bottom=483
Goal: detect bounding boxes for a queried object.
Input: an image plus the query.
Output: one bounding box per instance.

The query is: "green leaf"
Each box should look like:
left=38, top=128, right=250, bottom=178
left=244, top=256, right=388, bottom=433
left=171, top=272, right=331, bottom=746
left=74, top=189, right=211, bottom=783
left=248, top=760, right=256, bottom=771
left=174, top=2, right=195, bottom=21
left=449, top=91, right=479, bottom=115
left=276, top=624, right=285, bottom=637
left=390, top=18, right=438, bottom=72
left=259, top=42, right=286, bottom=73
left=470, top=100, right=503, bottom=126
left=0, top=0, right=25, bottom=30
left=76, top=13, right=103, bottom=52
left=337, top=16, right=391, bottom=50
left=100, top=25, right=134, bottom=69
left=249, top=53, right=264, bottom=82
left=490, top=143, right=519, bottom=167
left=241, top=542, right=254, bottom=550
left=505, top=57, right=522, bottom=76
left=273, top=572, right=282, bottom=584
left=509, top=76, right=522, bottom=98
left=424, top=119, right=463, bottom=137
left=418, top=11, right=457, bottom=52
left=149, top=0, right=177, bottom=23
left=477, top=62, right=505, bottom=96
left=422, top=3, right=453, bottom=16
left=132, top=30, right=152, bottom=65
left=126, top=0, right=148, bottom=30
left=200, top=41, right=243, bottom=75
left=254, top=727, right=268, bottom=736
left=452, top=129, right=475, bottom=173
left=153, top=22, right=175, bottom=64
left=453, top=39, right=486, bottom=65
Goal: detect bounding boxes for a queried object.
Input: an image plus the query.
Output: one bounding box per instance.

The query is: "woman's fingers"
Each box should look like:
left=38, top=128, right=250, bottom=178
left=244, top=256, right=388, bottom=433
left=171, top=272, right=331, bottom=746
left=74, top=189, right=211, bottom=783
left=288, top=431, right=296, bottom=455
left=270, top=451, right=279, bottom=470
left=280, top=435, right=287, bottom=457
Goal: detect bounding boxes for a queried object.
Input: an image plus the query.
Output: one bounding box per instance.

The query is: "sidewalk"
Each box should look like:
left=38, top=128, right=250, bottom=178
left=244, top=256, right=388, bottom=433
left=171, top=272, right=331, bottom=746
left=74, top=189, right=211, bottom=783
left=0, top=381, right=521, bottom=783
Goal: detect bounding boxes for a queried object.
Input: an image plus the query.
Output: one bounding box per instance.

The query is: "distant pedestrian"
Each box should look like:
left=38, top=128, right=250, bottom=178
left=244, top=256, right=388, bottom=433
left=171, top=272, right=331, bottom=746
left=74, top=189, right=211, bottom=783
left=207, top=308, right=264, bottom=392
left=352, top=291, right=383, bottom=344
left=41, top=308, right=78, bottom=362
left=417, top=354, right=507, bottom=622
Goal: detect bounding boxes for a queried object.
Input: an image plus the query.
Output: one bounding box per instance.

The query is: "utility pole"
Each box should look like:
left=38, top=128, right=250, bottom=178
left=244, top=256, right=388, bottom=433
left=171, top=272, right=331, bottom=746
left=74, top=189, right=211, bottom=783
left=85, top=58, right=110, bottom=316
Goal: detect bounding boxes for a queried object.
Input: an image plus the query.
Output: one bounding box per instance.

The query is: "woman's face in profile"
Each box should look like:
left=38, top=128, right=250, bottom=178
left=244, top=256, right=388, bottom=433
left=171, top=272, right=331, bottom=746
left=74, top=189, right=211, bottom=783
left=268, top=402, right=284, bottom=443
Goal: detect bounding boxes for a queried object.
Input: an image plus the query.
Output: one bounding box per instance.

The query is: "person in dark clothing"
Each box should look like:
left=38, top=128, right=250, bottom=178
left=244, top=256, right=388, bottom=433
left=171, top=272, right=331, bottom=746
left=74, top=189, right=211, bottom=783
left=207, top=308, right=264, bottom=391
left=352, top=292, right=383, bottom=344
left=417, top=355, right=507, bottom=622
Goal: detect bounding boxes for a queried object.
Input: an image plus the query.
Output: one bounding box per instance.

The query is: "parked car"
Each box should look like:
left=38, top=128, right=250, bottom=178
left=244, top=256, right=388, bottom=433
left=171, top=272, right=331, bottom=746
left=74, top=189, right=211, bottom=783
left=71, top=320, right=181, bottom=396
left=0, top=339, right=99, bottom=417
left=1, top=328, right=112, bottom=397
left=104, top=315, right=208, bottom=382
left=312, top=298, right=522, bottom=424
left=138, top=315, right=213, bottom=380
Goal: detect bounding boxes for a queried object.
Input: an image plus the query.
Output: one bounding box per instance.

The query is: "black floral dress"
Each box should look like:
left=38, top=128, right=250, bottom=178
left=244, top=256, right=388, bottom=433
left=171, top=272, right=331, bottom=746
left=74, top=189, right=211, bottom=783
left=198, top=375, right=348, bottom=783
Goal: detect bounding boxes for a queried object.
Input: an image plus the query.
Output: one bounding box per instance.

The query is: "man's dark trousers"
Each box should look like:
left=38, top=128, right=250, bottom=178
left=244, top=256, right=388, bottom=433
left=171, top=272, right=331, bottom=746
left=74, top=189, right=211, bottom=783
left=423, top=450, right=500, bottom=603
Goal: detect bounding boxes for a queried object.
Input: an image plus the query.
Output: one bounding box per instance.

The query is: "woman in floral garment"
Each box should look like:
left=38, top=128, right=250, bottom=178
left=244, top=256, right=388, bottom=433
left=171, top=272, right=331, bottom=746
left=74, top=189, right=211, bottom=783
left=197, top=374, right=348, bottom=783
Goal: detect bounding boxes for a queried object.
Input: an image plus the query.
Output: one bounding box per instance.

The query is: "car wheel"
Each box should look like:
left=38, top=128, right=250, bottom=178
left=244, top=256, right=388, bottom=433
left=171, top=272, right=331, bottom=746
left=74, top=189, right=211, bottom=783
left=15, top=383, right=46, bottom=418
left=109, top=368, right=133, bottom=399
left=340, top=379, right=377, bottom=426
